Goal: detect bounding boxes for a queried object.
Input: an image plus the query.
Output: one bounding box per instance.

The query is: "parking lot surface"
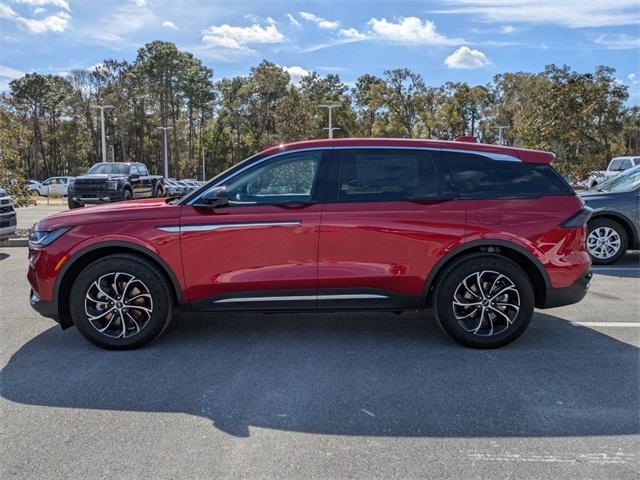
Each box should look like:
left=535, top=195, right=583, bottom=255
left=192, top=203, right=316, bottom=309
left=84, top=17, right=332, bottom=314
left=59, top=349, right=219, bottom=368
left=1, top=247, right=638, bottom=480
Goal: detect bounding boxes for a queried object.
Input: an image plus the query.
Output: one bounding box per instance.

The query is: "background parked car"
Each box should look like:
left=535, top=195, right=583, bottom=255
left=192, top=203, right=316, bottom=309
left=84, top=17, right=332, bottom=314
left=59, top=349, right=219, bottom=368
left=25, top=179, right=41, bottom=194
left=581, top=164, right=640, bottom=264
left=35, top=176, right=74, bottom=197
left=587, top=156, right=640, bottom=189
left=0, top=187, right=17, bottom=242
left=164, top=178, right=187, bottom=197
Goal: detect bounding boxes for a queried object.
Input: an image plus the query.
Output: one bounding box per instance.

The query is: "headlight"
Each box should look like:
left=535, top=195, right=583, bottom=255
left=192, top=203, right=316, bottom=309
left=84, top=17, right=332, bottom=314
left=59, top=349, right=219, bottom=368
left=29, top=227, right=72, bottom=249
left=106, top=180, right=119, bottom=189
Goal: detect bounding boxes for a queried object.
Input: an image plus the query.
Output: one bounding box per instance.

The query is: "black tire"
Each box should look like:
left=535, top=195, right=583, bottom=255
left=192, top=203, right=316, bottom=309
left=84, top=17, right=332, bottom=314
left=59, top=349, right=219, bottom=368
left=69, top=254, right=174, bottom=350
left=67, top=196, right=83, bottom=209
left=587, top=218, right=628, bottom=265
left=122, top=188, right=132, bottom=202
left=433, top=253, right=535, bottom=349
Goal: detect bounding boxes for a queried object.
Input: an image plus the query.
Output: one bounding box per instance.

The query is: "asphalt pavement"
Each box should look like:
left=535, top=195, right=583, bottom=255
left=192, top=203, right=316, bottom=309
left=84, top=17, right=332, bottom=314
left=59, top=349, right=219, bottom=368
left=0, top=247, right=638, bottom=480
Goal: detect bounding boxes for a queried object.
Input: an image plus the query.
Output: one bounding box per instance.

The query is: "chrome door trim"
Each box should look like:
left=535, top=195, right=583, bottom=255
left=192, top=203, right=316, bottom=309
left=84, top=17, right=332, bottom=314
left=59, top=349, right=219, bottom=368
left=157, top=221, right=301, bottom=233
left=186, top=145, right=521, bottom=205
left=214, top=293, right=389, bottom=304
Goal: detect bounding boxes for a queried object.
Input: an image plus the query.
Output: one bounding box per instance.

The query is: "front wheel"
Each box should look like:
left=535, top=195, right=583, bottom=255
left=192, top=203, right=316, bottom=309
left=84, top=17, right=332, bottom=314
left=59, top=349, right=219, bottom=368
left=433, top=254, right=534, bottom=349
left=122, top=189, right=132, bottom=202
left=587, top=218, right=628, bottom=265
left=67, top=196, right=83, bottom=209
left=69, top=254, right=174, bottom=349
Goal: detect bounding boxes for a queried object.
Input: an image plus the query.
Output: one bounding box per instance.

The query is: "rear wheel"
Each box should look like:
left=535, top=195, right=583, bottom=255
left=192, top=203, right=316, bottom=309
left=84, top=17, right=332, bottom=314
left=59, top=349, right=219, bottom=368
left=433, top=254, right=534, bottom=349
left=69, top=254, right=174, bottom=349
left=587, top=218, right=627, bottom=265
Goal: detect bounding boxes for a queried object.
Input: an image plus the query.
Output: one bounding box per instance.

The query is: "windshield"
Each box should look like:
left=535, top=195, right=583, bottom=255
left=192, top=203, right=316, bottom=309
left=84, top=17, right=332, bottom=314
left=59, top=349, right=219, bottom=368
left=596, top=165, right=640, bottom=193
left=86, top=163, right=130, bottom=175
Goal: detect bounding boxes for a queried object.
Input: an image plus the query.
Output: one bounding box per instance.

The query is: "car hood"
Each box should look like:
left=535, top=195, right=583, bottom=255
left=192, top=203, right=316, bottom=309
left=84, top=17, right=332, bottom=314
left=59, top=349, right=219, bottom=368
left=74, top=174, right=128, bottom=181
left=36, top=197, right=180, bottom=231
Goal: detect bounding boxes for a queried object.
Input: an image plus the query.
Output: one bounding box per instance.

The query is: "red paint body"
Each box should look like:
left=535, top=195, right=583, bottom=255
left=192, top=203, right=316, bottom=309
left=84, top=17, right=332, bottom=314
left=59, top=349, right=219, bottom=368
left=28, top=138, right=590, bottom=316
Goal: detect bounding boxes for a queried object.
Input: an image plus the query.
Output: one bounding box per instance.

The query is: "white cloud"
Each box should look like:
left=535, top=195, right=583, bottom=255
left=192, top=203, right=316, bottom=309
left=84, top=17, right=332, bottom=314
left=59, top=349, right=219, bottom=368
left=299, top=11, right=339, bottom=30
left=33, top=7, right=45, bottom=14
left=86, top=3, right=155, bottom=45
left=368, top=17, right=463, bottom=46
left=444, top=46, right=490, bottom=69
left=14, top=0, right=69, bottom=11
left=134, top=0, right=146, bottom=6
left=500, top=25, right=516, bottom=34
left=287, top=13, right=301, bottom=27
left=0, top=2, right=16, bottom=18
left=15, top=11, right=70, bottom=33
left=281, top=65, right=310, bottom=84
left=594, top=34, right=640, bottom=49
left=0, top=64, right=24, bottom=79
left=86, top=62, right=104, bottom=72
left=339, top=27, right=368, bottom=41
left=432, top=0, right=639, bottom=28
left=202, top=22, right=285, bottom=50
left=162, top=20, right=178, bottom=30
left=628, top=73, right=638, bottom=83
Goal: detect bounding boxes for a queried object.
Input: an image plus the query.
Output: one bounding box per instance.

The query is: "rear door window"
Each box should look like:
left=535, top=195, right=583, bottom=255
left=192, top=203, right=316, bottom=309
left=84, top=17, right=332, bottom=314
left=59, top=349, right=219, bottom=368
left=332, top=149, right=440, bottom=202
left=442, top=151, right=573, bottom=199
left=609, top=159, right=623, bottom=171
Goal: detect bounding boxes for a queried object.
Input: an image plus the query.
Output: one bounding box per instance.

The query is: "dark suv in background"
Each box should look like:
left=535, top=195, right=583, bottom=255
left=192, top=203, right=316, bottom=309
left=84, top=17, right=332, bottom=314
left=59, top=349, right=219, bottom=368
left=68, top=162, right=164, bottom=209
left=581, top=164, right=640, bottom=264
left=29, top=138, right=591, bottom=350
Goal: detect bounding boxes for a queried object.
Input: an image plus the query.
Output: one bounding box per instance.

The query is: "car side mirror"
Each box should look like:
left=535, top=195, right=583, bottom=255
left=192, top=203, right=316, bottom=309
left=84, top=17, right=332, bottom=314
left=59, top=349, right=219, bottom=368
left=197, top=186, right=229, bottom=208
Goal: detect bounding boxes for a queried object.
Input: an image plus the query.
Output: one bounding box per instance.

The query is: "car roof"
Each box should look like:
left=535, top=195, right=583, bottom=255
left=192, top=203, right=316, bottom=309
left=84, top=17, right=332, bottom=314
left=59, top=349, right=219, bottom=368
left=258, top=138, right=555, bottom=164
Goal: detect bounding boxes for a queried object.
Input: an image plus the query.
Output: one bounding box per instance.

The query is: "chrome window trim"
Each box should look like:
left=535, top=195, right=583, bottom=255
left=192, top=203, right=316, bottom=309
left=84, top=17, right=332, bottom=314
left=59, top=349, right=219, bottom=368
left=157, top=221, right=301, bottom=233
left=214, top=293, right=388, bottom=304
left=186, top=146, right=521, bottom=206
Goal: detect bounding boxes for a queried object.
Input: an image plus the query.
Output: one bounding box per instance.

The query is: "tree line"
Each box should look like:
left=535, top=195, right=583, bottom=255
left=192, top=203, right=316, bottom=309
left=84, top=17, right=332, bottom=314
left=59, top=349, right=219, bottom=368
left=1, top=40, right=638, bottom=187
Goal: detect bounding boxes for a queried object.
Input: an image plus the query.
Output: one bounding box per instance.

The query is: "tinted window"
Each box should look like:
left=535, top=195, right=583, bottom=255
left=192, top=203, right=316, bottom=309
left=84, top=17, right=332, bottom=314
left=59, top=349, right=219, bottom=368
left=620, top=159, right=633, bottom=170
left=224, top=151, right=321, bottom=205
left=137, top=164, right=149, bottom=176
left=130, top=165, right=141, bottom=175
left=87, top=163, right=131, bottom=175
left=334, top=149, right=440, bottom=202
left=443, top=152, right=573, bottom=199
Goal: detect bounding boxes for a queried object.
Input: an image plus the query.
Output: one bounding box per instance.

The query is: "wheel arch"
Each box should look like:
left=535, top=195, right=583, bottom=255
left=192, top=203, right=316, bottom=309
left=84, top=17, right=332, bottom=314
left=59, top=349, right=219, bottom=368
left=422, top=240, right=550, bottom=309
left=54, top=241, right=184, bottom=328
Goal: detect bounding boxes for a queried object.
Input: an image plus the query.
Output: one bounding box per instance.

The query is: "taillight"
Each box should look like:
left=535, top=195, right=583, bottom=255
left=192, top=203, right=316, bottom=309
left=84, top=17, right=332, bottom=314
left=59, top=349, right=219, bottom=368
left=560, top=207, right=593, bottom=228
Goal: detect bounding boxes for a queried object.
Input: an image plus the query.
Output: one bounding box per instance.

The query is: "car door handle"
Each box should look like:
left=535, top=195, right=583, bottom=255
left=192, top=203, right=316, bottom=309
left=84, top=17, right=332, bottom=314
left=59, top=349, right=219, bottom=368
left=276, top=202, right=315, bottom=209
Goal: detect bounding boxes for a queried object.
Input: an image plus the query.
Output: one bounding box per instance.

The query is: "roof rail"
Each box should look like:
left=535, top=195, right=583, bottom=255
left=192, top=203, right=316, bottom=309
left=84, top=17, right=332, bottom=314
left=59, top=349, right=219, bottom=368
left=454, top=136, right=479, bottom=143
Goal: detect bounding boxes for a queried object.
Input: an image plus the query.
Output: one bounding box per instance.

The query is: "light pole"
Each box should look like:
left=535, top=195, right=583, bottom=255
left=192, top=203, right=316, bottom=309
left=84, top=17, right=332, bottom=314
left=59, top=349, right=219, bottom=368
left=319, top=104, right=340, bottom=139
left=157, top=126, right=173, bottom=179
left=92, top=105, right=114, bottom=162
left=495, top=125, right=509, bottom=145
left=201, top=148, right=206, bottom=182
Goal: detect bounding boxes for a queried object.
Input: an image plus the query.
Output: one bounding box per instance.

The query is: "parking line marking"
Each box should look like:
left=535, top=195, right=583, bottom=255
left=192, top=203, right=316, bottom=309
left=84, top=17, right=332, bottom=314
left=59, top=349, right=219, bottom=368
left=592, top=267, right=640, bottom=271
left=570, top=322, right=640, bottom=328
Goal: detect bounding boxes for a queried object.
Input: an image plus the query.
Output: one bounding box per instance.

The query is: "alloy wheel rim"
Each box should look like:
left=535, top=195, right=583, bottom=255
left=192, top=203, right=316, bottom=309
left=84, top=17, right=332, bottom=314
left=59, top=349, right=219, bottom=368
left=587, top=227, right=621, bottom=260
left=84, top=272, right=153, bottom=339
left=452, top=270, right=520, bottom=337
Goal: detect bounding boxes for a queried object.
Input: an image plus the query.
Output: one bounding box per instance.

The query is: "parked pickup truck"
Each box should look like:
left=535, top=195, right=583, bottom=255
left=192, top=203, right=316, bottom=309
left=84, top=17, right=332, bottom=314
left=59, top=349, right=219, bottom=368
left=587, top=156, right=640, bottom=189
left=68, top=162, right=164, bottom=209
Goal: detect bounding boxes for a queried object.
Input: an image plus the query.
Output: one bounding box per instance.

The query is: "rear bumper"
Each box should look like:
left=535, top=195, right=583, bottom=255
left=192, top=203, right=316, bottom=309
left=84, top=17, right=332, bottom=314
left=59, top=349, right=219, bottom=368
left=541, top=270, right=592, bottom=308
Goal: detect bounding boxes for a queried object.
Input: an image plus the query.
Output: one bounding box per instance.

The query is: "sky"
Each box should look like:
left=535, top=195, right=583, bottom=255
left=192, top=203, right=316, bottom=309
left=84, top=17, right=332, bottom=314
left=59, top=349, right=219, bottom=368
left=0, top=0, right=639, bottom=100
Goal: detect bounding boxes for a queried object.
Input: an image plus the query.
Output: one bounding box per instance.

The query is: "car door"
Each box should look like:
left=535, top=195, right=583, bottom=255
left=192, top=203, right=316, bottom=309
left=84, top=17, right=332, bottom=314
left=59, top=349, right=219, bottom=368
left=317, top=148, right=466, bottom=310
left=129, top=165, right=142, bottom=198
left=178, top=149, right=327, bottom=311
left=136, top=164, right=153, bottom=197
left=39, top=178, right=51, bottom=196
left=48, top=178, right=63, bottom=196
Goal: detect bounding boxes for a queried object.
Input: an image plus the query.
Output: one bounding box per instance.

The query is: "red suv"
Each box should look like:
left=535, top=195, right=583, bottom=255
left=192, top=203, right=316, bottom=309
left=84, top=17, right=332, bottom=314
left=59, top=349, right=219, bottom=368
left=28, top=138, right=592, bottom=349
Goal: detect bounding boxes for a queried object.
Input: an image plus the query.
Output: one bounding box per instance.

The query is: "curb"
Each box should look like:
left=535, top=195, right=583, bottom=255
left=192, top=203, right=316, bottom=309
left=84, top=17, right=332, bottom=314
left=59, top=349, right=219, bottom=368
left=1, top=237, right=29, bottom=247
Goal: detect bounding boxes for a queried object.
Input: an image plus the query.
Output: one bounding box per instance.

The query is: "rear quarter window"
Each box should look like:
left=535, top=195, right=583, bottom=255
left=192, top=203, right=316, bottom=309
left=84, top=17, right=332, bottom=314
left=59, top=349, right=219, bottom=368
left=442, top=152, right=573, bottom=199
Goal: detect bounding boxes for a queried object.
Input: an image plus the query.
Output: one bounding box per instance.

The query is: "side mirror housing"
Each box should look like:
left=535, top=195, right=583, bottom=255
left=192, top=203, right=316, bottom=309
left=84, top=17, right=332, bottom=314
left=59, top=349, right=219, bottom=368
left=197, top=186, right=229, bottom=208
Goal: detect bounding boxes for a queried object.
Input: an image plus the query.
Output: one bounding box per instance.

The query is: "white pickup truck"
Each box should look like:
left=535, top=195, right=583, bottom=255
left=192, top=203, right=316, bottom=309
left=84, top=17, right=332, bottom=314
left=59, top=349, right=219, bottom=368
left=587, top=156, right=640, bottom=189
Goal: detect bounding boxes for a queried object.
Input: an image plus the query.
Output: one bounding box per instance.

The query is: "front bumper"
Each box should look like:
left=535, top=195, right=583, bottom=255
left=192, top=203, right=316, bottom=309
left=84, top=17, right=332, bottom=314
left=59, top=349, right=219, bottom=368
left=542, top=270, right=593, bottom=308
left=30, top=289, right=60, bottom=322
left=70, top=190, right=122, bottom=204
